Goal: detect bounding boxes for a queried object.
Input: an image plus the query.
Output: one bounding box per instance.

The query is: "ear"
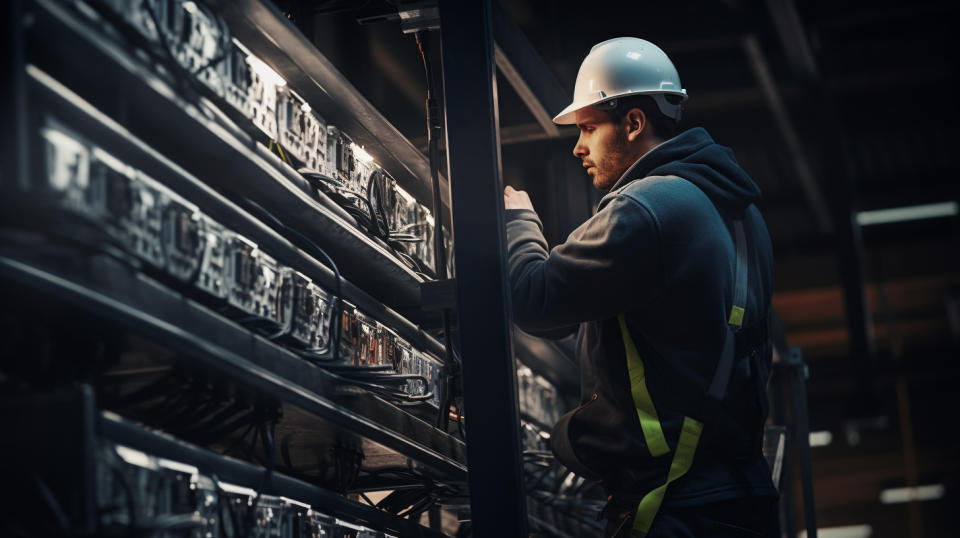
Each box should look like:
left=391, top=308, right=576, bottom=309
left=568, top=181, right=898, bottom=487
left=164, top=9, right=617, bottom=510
left=625, top=108, right=646, bottom=142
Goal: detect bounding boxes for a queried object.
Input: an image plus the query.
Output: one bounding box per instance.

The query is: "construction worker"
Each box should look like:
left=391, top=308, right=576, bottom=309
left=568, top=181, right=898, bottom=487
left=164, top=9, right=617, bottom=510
left=504, top=38, right=778, bottom=536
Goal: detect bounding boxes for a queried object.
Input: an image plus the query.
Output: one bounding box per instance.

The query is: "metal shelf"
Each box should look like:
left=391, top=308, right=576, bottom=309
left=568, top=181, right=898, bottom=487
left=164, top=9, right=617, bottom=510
left=0, top=247, right=467, bottom=483
left=25, top=62, right=440, bottom=356
left=211, top=0, right=450, bottom=220
left=99, top=410, right=447, bottom=538
left=23, top=0, right=430, bottom=314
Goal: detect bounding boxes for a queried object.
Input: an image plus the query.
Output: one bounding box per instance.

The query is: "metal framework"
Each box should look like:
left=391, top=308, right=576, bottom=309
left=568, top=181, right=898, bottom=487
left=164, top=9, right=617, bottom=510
left=439, top=1, right=529, bottom=534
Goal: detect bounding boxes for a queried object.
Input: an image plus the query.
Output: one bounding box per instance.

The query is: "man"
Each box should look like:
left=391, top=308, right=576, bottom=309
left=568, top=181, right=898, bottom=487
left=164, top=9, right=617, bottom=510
left=503, top=38, right=778, bottom=536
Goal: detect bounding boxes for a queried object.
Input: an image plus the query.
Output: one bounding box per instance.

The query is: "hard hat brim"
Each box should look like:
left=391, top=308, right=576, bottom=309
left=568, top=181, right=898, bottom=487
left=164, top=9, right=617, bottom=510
left=552, top=89, right=688, bottom=125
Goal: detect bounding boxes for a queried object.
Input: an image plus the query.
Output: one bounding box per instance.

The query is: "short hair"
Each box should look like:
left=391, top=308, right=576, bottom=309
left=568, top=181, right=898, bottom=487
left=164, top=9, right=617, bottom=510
left=601, top=94, right=681, bottom=140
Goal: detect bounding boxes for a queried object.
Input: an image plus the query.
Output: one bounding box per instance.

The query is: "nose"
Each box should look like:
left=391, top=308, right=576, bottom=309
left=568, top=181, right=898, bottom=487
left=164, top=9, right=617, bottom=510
left=573, top=133, right=588, bottom=159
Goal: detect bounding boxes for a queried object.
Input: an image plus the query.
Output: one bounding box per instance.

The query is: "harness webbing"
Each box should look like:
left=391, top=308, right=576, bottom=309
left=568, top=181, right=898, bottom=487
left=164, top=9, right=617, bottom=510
left=617, top=219, right=749, bottom=536
left=617, top=315, right=670, bottom=458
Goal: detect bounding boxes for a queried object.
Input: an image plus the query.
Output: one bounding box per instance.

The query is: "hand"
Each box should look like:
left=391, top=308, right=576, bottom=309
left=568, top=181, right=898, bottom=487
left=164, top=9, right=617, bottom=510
left=504, top=185, right=535, bottom=212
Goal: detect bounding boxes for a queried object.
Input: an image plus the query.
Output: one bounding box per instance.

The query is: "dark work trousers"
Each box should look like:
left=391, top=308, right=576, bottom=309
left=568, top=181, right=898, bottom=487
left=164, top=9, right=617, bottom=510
left=605, top=496, right=781, bottom=537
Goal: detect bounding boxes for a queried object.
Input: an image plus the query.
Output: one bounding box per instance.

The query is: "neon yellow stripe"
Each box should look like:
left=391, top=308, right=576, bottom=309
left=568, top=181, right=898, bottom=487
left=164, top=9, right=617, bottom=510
left=728, top=305, right=745, bottom=326
left=617, top=315, right=670, bottom=458
left=633, top=416, right=704, bottom=534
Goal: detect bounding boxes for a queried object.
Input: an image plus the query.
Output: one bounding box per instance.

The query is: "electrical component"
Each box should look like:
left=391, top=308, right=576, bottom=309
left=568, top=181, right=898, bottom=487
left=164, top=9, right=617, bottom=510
left=168, top=0, right=228, bottom=97
left=191, top=215, right=229, bottom=300
left=95, top=441, right=389, bottom=538
left=225, top=39, right=254, bottom=119
left=161, top=195, right=205, bottom=283
left=97, top=442, right=216, bottom=536
left=223, top=234, right=290, bottom=332
left=283, top=271, right=331, bottom=352
left=99, top=0, right=161, bottom=44
left=89, top=147, right=167, bottom=269
left=377, top=326, right=401, bottom=371
left=38, top=121, right=99, bottom=217
left=246, top=54, right=281, bottom=140
left=301, top=107, right=328, bottom=174
left=389, top=185, right=435, bottom=273
left=277, top=86, right=326, bottom=167
left=327, top=127, right=350, bottom=189
left=517, top=366, right=560, bottom=427
left=398, top=350, right=442, bottom=407
left=356, top=313, right=379, bottom=367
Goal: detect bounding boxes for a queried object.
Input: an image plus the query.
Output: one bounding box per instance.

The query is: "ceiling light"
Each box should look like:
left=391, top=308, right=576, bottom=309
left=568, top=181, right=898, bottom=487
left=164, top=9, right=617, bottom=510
left=856, top=201, right=958, bottom=226
left=880, top=484, right=945, bottom=504
left=799, top=524, right=872, bottom=538
left=809, top=430, right=833, bottom=447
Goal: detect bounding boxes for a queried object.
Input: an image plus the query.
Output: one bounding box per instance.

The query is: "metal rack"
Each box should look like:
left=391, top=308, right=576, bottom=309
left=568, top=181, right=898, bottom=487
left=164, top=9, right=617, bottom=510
left=0, top=0, right=571, bottom=534
left=21, top=0, right=429, bottom=313
left=1, top=0, right=475, bottom=535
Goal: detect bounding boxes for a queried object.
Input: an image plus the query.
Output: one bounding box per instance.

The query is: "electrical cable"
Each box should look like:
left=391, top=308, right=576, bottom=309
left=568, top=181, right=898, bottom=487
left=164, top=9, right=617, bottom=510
left=414, top=30, right=459, bottom=431
left=31, top=475, right=70, bottom=534
left=237, top=198, right=342, bottom=363
left=241, top=423, right=276, bottom=538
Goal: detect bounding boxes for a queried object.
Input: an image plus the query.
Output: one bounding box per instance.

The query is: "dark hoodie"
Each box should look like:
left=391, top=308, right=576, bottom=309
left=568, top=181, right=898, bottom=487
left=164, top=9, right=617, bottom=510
left=505, top=127, right=777, bottom=506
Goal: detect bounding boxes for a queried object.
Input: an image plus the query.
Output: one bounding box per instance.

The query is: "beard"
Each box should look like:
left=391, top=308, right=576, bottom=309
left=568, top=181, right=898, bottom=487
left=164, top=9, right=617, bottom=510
left=591, top=128, right=632, bottom=191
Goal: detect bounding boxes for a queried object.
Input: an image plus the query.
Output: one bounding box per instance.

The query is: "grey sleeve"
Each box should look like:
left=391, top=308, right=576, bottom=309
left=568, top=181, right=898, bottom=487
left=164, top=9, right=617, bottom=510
left=504, top=195, right=664, bottom=332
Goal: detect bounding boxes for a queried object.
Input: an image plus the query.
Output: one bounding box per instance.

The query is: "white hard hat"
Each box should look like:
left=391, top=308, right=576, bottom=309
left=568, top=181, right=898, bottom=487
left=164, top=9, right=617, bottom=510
left=553, top=37, right=688, bottom=125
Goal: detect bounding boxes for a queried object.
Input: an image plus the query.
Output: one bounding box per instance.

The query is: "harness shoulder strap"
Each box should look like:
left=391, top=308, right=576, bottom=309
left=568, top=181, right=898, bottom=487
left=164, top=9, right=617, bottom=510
left=618, top=219, right=750, bottom=536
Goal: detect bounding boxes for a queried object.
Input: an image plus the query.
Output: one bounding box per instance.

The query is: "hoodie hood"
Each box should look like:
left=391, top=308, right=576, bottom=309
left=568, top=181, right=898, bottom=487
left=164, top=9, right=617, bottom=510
left=611, top=127, right=762, bottom=214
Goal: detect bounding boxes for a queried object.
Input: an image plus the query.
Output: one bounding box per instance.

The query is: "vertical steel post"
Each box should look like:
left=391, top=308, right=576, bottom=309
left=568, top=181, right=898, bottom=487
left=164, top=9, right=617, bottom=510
left=1, top=0, right=29, bottom=192
left=786, top=347, right=817, bottom=538
left=438, top=1, right=528, bottom=535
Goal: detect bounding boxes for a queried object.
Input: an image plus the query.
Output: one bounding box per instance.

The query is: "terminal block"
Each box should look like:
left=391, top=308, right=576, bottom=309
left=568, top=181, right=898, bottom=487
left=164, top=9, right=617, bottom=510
left=194, top=215, right=230, bottom=300
left=223, top=235, right=290, bottom=332
left=247, top=54, right=280, bottom=140
left=282, top=271, right=335, bottom=354
left=38, top=120, right=99, bottom=218
left=161, top=195, right=205, bottom=283
left=277, top=86, right=327, bottom=168
left=97, top=442, right=219, bottom=536
left=224, top=40, right=254, bottom=120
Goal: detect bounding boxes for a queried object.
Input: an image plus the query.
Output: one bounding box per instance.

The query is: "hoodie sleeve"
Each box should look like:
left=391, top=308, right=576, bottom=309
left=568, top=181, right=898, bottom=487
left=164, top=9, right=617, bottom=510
left=505, top=195, right=664, bottom=332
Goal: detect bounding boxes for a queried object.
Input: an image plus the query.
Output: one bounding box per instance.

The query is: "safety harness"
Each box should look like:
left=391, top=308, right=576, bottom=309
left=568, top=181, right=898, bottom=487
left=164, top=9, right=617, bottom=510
left=616, top=219, right=750, bottom=536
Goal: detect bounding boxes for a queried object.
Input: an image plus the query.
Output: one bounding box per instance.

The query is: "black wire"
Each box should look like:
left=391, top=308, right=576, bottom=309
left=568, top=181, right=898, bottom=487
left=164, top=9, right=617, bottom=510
left=238, top=197, right=342, bottom=363
left=415, top=30, right=459, bottom=431
left=108, top=466, right=137, bottom=538
left=241, top=423, right=276, bottom=538
left=31, top=475, right=70, bottom=534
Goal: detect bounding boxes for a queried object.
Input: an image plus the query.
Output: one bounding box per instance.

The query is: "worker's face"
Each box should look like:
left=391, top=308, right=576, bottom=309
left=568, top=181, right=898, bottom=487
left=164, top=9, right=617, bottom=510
left=573, top=107, right=632, bottom=191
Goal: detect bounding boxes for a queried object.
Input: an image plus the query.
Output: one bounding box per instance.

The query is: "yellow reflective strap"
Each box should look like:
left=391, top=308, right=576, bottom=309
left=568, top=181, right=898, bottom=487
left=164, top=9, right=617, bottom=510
left=728, top=305, right=745, bottom=327
left=633, top=416, right=705, bottom=534
left=617, top=315, right=670, bottom=458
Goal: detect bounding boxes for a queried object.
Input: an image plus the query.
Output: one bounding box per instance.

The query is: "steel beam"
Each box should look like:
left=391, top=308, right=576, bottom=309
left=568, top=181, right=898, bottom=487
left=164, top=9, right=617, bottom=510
left=491, top=2, right=568, bottom=137
left=742, top=35, right=832, bottom=235
left=761, top=1, right=876, bottom=373
left=439, top=1, right=528, bottom=535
